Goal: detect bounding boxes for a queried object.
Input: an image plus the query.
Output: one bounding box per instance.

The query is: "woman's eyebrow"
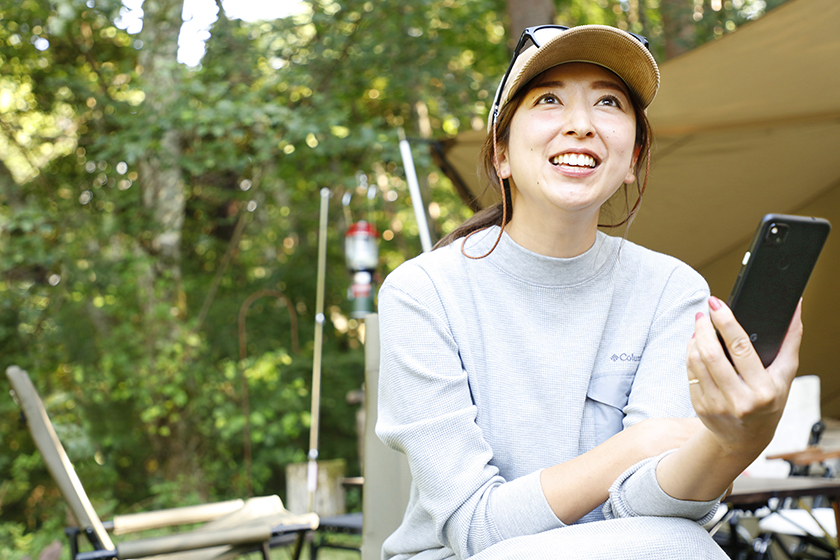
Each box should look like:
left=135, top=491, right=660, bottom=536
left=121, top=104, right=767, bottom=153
left=532, top=80, right=565, bottom=90
left=530, top=79, right=629, bottom=96
left=590, top=80, right=629, bottom=95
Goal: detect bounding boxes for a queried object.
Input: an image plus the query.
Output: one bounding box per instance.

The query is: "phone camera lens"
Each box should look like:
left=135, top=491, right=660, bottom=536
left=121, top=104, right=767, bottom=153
left=765, top=223, right=789, bottom=245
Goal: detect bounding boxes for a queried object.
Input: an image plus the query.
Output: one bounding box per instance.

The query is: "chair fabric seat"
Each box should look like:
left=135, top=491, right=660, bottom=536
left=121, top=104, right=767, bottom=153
left=758, top=508, right=837, bottom=538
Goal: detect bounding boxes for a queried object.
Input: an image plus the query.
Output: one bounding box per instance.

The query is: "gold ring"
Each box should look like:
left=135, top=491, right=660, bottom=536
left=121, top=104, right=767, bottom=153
left=688, top=379, right=700, bottom=385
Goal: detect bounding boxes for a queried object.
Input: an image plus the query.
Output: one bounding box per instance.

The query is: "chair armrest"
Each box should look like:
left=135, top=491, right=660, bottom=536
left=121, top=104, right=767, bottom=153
left=75, top=517, right=319, bottom=560
left=75, top=524, right=272, bottom=560
left=767, top=448, right=840, bottom=467
left=111, top=499, right=245, bottom=535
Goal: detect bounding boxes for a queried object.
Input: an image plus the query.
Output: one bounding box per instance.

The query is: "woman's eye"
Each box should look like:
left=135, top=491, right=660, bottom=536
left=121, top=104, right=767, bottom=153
left=597, top=95, right=622, bottom=108
left=536, top=93, right=559, bottom=105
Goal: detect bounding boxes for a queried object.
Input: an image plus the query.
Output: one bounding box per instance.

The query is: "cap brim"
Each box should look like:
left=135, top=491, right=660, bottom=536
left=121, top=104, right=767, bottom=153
left=498, top=25, right=659, bottom=115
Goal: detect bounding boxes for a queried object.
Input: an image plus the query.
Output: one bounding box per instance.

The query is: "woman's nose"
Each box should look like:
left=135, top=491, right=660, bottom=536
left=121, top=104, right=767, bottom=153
left=562, top=104, right=595, bottom=138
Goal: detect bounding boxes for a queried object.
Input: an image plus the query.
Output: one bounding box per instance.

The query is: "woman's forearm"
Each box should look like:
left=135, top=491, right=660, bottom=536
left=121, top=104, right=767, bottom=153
left=541, top=417, right=702, bottom=524
left=540, top=433, right=641, bottom=524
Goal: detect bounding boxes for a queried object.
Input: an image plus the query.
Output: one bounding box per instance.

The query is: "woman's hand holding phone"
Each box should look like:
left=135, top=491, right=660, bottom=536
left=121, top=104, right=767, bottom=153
left=685, top=296, right=802, bottom=459
left=657, top=214, right=823, bottom=502
left=655, top=299, right=802, bottom=503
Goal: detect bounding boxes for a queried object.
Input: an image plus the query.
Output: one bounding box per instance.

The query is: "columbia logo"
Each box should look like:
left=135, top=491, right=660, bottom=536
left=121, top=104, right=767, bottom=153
left=611, top=353, right=642, bottom=363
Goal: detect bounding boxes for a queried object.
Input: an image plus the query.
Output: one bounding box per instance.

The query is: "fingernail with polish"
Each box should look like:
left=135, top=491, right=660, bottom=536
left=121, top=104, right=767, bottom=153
left=695, top=312, right=704, bottom=321
left=709, top=296, right=723, bottom=311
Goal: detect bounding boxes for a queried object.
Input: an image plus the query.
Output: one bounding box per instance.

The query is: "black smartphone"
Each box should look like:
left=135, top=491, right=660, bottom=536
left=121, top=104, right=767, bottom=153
left=726, top=214, right=831, bottom=367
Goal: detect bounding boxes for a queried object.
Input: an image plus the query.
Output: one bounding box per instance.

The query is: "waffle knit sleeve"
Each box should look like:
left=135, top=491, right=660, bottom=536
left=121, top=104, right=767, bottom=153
left=603, top=451, right=721, bottom=523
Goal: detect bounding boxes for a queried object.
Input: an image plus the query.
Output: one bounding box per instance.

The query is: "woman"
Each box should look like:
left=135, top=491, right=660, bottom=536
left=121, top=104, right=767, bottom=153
left=376, top=25, right=801, bottom=559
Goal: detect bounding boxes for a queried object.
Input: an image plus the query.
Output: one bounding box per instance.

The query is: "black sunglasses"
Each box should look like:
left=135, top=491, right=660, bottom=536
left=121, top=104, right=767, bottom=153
left=490, top=25, right=650, bottom=126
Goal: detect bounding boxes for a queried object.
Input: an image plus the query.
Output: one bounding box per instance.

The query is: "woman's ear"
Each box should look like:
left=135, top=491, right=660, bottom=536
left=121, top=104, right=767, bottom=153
left=496, top=145, right=512, bottom=179
left=624, top=145, right=642, bottom=184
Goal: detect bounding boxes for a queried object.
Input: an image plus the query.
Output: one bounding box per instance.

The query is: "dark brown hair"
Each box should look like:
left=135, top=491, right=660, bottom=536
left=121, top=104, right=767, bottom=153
left=435, top=68, right=654, bottom=254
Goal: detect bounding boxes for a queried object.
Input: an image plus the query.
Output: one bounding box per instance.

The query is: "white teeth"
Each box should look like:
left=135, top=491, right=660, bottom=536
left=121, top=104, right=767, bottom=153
left=551, top=153, right=596, bottom=168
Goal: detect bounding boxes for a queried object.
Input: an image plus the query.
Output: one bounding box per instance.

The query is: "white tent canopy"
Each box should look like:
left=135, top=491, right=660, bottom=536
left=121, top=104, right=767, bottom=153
left=433, top=0, right=840, bottom=413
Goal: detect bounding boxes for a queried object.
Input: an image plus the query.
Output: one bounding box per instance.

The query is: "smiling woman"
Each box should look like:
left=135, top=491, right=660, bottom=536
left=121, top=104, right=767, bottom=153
left=498, top=63, right=638, bottom=257
left=374, top=24, right=803, bottom=560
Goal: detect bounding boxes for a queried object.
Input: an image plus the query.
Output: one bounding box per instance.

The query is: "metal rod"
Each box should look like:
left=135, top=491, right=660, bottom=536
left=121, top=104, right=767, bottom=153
left=398, top=128, right=432, bottom=253
left=307, top=187, right=331, bottom=512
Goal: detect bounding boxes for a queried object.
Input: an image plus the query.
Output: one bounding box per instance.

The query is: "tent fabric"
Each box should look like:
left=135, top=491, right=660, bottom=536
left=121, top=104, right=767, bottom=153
left=431, top=0, right=840, bottom=414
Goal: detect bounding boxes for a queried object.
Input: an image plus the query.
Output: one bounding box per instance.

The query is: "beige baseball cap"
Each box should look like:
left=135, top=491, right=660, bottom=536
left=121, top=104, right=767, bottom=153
left=489, top=25, right=660, bottom=131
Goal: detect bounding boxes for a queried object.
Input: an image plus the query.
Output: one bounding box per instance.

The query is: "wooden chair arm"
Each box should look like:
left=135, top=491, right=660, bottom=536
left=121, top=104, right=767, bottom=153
left=118, top=524, right=272, bottom=558
left=766, top=447, right=840, bottom=467
left=76, top=513, right=319, bottom=560
left=110, top=499, right=246, bottom=535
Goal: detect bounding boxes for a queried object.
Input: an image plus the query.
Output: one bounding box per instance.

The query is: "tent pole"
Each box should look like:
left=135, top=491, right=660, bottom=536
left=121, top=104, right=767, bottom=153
left=398, top=128, right=433, bottom=253
left=307, top=187, right=330, bottom=512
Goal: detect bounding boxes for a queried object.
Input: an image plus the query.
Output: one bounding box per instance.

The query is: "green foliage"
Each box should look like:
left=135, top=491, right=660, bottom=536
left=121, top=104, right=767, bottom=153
left=0, top=515, right=66, bottom=560
left=0, top=0, right=788, bottom=556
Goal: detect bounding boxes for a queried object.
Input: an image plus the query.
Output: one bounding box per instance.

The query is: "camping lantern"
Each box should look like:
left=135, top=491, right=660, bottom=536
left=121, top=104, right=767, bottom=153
left=345, top=221, right=379, bottom=272
left=345, top=221, right=379, bottom=317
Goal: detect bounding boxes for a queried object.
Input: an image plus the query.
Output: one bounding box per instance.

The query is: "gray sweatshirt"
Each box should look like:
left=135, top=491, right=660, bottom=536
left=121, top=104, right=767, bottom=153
left=376, top=227, right=725, bottom=559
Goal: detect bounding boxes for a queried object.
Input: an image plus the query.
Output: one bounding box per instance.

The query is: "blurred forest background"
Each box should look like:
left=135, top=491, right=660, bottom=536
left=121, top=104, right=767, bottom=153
left=0, top=0, right=788, bottom=556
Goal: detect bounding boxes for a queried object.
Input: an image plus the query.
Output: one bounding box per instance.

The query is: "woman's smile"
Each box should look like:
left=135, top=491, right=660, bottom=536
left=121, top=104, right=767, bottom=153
left=550, top=150, right=600, bottom=178
left=550, top=152, right=597, bottom=169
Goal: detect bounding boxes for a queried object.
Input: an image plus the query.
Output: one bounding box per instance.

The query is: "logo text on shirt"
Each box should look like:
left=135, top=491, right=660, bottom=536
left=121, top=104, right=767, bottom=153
left=610, top=353, right=642, bottom=362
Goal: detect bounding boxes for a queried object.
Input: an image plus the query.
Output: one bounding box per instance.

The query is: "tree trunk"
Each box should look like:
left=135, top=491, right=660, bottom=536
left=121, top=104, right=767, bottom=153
left=137, top=0, right=186, bottom=314
left=506, top=0, right=556, bottom=47
left=660, top=0, right=696, bottom=60
left=135, top=0, right=201, bottom=487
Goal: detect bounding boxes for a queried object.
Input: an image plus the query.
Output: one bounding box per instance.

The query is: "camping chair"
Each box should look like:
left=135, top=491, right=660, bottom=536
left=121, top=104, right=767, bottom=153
left=719, top=376, right=840, bottom=559
left=752, top=375, right=840, bottom=559
left=306, top=313, right=412, bottom=560
left=5, top=365, right=318, bottom=560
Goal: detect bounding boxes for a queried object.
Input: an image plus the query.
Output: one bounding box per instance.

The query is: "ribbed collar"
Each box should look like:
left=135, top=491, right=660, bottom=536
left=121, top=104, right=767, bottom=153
left=462, top=226, right=619, bottom=287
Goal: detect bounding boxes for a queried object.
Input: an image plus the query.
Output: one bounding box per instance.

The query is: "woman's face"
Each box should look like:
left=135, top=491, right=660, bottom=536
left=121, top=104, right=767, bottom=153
left=497, top=62, right=639, bottom=236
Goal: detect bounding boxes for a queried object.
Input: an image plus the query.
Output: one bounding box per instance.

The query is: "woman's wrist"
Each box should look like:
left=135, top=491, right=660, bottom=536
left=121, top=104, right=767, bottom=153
left=656, top=427, right=759, bottom=502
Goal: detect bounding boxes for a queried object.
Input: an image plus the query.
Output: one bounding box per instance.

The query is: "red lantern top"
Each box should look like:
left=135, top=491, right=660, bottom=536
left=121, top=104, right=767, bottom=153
left=345, top=221, right=379, bottom=238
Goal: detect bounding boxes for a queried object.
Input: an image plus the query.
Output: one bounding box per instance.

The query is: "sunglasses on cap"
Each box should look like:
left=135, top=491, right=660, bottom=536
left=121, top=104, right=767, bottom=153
left=490, top=25, right=651, bottom=127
